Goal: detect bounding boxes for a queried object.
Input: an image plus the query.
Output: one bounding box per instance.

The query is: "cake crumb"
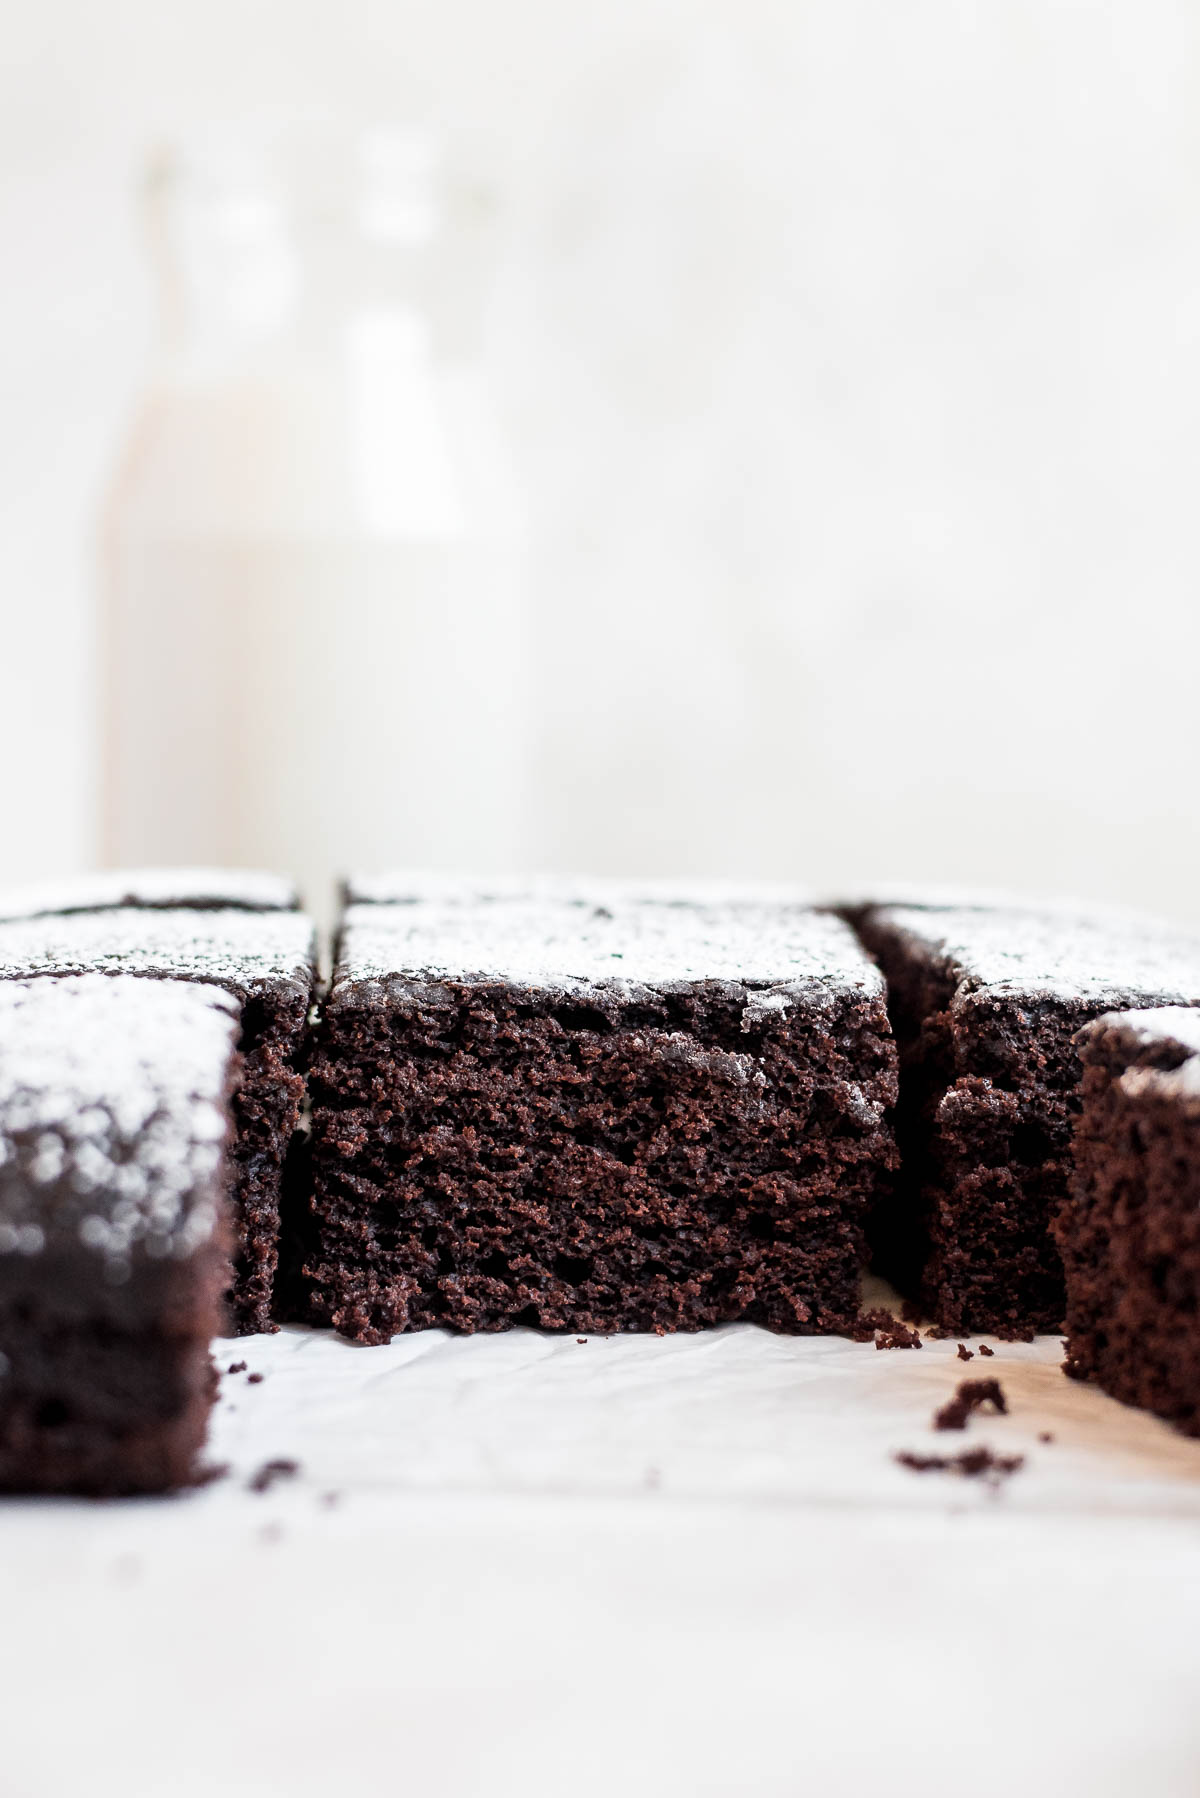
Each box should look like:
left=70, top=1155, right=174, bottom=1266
left=226, top=1361, right=247, bottom=1375
left=850, top=1308, right=922, bottom=1348
left=978, top=1343, right=995, bottom=1357
left=896, top=1447, right=1024, bottom=1481
left=576, top=1338, right=587, bottom=1345
left=247, top=1372, right=264, bottom=1385
left=934, top=1378, right=1008, bottom=1432
left=248, top=1458, right=300, bottom=1494
left=1038, top=1431, right=1054, bottom=1444
left=956, top=1343, right=974, bottom=1362
left=876, top=1320, right=922, bottom=1350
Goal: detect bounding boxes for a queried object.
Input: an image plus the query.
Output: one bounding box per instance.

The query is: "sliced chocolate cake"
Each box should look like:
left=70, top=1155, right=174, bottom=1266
left=301, top=893, right=897, bottom=1343
left=0, top=908, right=317, bottom=1334
left=0, top=866, right=300, bottom=924
left=1059, top=1008, right=1200, bottom=1433
left=851, top=903, right=1200, bottom=1337
left=0, top=975, right=240, bottom=1494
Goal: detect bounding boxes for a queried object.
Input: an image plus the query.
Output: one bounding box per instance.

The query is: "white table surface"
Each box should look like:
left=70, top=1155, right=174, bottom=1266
left=4, top=1283, right=1200, bottom=1798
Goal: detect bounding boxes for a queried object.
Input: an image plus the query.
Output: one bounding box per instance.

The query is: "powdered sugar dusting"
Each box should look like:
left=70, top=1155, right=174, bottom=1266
left=0, top=975, right=239, bottom=1265
left=0, top=908, right=316, bottom=1002
left=878, top=905, right=1200, bottom=1009
left=0, top=867, right=299, bottom=924
left=336, top=895, right=882, bottom=1002
left=346, top=870, right=813, bottom=908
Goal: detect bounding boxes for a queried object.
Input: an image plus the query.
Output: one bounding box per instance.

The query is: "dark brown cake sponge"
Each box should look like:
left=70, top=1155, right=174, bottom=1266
left=0, top=974, right=240, bottom=1495
left=847, top=901, right=1200, bottom=1337
left=1058, top=1007, right=1200, bottom=1435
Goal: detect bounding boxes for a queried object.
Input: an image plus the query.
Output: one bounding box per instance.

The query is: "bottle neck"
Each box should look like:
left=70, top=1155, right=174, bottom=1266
left=142, top=123, right=482, bottom=376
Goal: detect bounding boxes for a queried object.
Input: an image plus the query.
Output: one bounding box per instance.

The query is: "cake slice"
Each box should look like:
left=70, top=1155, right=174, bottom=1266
left=0, top=907, right=317, bottom=1333
left=0, top=866, right=299, bottom=924
left=851, top=903, right=1200, bottom=1336
left=301, top=892, right=897, bottom=1342
left=0, top=975, right=240, bottom=1494
left=1058, top=1009, right=1200, bottom=1433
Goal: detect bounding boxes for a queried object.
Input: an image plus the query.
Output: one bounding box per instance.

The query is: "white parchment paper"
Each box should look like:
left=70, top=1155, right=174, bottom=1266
left=3, top=1289, right=1200, bottom=1798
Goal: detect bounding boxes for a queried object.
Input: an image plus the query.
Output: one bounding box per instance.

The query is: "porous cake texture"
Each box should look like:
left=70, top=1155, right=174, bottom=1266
left=0, top=976, right=239, bottom=1494
left=1058, top=1008, right=1200, bottom=1433
left=302, top=894, right=898, bottom=1343
left=0, top=907, right=317, bottom=1333
left=0, top=866, right=300, bottom=923
left=852, top=904, right=1200, bottom=1337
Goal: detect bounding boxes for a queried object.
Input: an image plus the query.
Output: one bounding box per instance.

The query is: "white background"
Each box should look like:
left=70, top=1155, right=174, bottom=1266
left=2, top=0, right=1199, bottom=914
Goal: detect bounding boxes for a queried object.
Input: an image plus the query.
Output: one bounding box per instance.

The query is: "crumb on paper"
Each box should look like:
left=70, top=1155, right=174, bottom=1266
left=226, top=1361, right=247, bottom=1375
left=978, top=1343, right=995, bottom=1357
left=895, top=1447, right=1024, bottom=1482
left=850, top=1308, right=922, bottom=1348
left=934, top=1378, right=1007, bottom=1432
left=956, top=1343, right=974, bottom=1362
left=248, top=1458, right=300, bottom=1495
left=247, top=1372, right=264, bottom=1385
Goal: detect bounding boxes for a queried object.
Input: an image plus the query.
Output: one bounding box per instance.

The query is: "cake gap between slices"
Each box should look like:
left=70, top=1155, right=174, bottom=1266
left=841, top=900, right=1200, bottom=1338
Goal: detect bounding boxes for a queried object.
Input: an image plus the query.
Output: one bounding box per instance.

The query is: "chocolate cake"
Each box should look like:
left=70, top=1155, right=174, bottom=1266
left=0, top=907, right=317, bottom=1333
left=302, top=893, right=898, bottom=1342
left=0, top=866, right=299, bottom=924
left=849, top=903, right=1200, bottom=1337
left=1058, top=1008, right=1200, bottom=1433
left=0, top=975, right=239, bottom=1494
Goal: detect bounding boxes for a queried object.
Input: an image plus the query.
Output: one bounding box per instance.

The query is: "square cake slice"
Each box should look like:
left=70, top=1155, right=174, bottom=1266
left=0, top=866, right=300, bottom=924
left=302, top=894, right=897, bottom=1342
left=0, top=975, right=239, bottom=1494
left=0, top=908, right=317, bottom=1334
left=851, top=903, right=1200, bottom=1337
left=1058, top=1008, right=1200, bottom=1434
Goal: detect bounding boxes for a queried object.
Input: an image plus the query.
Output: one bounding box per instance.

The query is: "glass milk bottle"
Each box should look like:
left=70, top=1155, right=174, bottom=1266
left=100, top=121, right=528, bottom=925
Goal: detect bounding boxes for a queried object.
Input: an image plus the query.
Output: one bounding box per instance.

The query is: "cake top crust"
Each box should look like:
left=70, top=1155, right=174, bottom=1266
left=334, top=896, right=882, bottom=1009
left=0, top=974, right=239, bottom=1266
left=0, top=867, right=300, bottom=923
left=0, top=908, right=317, bottom=1005
left=873, top=904, right=1200, bottom=1010
left=834, top=884, right=1158, bottom=923
left=344, top=870, right=812, bottom=909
